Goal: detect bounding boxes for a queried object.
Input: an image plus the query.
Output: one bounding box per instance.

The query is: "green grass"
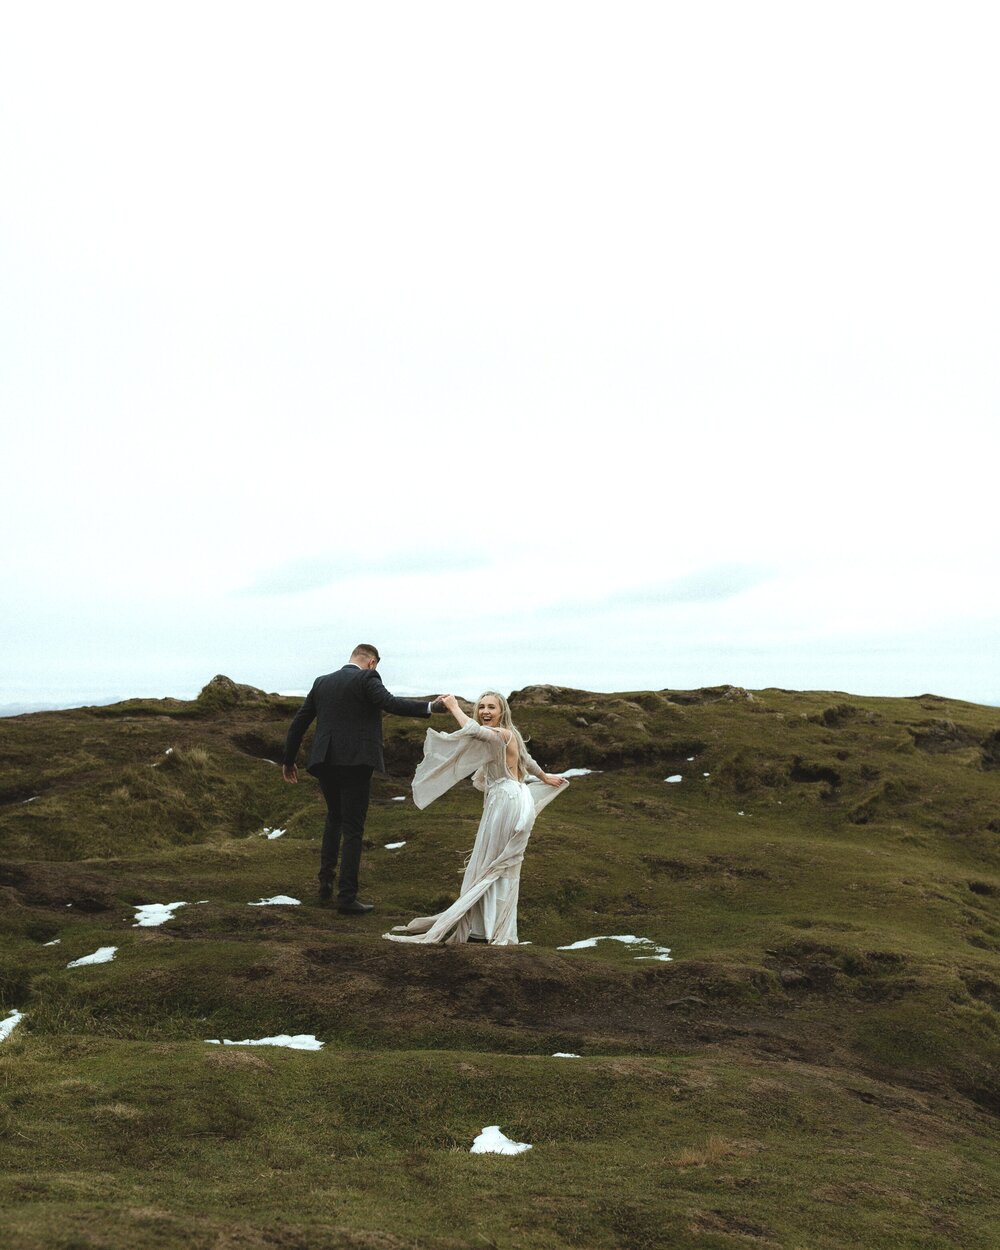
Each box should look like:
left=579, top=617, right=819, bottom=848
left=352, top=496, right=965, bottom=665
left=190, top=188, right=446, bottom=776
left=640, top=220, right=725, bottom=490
left=2, top=1039, right=997, bottom=1250
left=2, top=680, right=1000, bottom=1246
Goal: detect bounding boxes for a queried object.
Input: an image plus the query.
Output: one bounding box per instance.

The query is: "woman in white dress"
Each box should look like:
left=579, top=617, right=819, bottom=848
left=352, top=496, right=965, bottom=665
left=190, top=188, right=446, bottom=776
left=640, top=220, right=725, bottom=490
left=384, top=692, right=567, bottom=946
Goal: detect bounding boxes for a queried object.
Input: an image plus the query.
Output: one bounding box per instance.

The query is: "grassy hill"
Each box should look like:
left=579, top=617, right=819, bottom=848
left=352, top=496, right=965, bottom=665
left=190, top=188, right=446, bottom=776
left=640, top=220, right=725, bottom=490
left=2, top=677, right=999, bottom=1249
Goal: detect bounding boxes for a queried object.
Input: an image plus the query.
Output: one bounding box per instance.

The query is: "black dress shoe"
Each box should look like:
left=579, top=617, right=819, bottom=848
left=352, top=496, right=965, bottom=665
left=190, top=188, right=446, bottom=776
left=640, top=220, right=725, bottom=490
left=318, top=882, right=333, bottom=902
left=467, top=933, right=489, bottom=944
left=337, top=899, right=374, bottom=915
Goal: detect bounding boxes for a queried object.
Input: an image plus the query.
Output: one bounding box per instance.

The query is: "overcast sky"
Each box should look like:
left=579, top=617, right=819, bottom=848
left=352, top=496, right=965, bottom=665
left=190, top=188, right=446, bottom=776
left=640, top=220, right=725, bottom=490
left=2, top=3, right=998, bottom=711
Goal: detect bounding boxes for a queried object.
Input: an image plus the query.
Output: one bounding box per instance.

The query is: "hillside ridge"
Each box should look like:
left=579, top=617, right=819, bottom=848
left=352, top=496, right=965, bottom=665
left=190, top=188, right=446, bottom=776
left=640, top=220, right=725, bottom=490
left=2, top=678, right=999, bottom=1247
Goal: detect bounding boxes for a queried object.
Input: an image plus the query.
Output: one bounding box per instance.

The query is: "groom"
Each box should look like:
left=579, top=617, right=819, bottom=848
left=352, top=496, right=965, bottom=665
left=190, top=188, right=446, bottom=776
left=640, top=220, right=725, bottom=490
left=282, top=644, right=442, bottom=914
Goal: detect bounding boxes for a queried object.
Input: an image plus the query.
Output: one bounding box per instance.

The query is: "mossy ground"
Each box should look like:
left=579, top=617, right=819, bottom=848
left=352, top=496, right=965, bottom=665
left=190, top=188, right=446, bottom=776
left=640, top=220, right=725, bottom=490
left=2, top=683, right=999, bottom=1247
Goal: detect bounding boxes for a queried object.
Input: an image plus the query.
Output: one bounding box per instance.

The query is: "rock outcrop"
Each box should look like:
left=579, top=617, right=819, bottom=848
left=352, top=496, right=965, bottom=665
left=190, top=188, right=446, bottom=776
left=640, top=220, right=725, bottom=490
left=195, top=674, right=270, bottom=711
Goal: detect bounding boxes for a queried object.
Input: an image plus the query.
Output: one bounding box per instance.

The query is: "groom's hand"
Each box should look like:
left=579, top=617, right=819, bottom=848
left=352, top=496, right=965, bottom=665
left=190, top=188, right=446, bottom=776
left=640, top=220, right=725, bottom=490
left=282, top=764, right=298, bottom=784
left=430, top=696, right=451, bottom=713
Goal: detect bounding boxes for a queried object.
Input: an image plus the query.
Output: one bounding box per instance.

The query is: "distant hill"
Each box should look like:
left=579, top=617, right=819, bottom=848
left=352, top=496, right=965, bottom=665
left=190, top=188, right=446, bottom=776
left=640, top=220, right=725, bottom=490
left=0, top=699, right=121, bottom=718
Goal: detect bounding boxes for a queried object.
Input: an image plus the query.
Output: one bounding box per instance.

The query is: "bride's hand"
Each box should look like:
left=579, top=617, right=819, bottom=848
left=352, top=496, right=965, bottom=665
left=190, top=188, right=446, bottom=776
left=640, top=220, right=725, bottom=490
left=542, top=773, right=567, bottom=786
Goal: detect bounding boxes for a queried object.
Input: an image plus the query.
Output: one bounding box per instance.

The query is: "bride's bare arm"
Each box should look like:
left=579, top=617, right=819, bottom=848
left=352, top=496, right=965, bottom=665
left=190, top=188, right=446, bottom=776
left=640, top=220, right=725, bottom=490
left=525, top=749, right=567, bottom=787
left=441, top=693, right=471, bottom=728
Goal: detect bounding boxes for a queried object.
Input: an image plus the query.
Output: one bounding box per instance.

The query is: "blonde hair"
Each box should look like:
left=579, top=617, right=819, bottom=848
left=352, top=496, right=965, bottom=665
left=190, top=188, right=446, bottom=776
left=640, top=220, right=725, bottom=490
left=475, top=690, right=530, bottom=780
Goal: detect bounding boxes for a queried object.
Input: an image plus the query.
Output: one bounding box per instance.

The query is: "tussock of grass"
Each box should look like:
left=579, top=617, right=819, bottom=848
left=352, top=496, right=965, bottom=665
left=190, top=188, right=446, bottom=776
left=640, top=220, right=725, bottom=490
left=669, top=1134, right=744, bottom=1167
left=160, top=744, right=212, bottom=771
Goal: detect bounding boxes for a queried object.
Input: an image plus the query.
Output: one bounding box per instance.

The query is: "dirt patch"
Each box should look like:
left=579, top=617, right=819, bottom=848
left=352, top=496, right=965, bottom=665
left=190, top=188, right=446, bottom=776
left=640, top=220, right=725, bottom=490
left=641, top=855, right=771, bottom=880
left=0, top=782, right=48, bottom=806
left=810, top=703, right=863, bottom=728
left=909, top=720, right=981, bottom=754
left=294, top=940, right=716, bottom=1046
left=789, top=757, right=842, bottom=786
left=962, top=975, right=1000, bottom=1009
left=231, top=733, right=286, bottom=763
left=981, top=730, right=1000, bottom=770
left=688, top=1208, right=779, bottom=1245
left=0, top=860, right=117, bottom=911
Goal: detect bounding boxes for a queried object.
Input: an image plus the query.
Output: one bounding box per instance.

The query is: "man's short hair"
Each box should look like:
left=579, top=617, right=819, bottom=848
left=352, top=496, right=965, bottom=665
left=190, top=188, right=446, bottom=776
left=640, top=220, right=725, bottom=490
left=351, top=643, right=380, bottom=664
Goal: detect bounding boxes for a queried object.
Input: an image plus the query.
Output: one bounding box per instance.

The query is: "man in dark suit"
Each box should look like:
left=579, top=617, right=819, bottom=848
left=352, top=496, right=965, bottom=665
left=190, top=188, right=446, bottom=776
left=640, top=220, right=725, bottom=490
left=282, top=644, right=442, bottom=914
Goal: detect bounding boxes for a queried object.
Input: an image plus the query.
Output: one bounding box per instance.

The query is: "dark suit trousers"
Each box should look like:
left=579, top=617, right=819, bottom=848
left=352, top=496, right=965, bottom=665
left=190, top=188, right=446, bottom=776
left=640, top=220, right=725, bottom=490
left=314, top=764, right=374, bottom=902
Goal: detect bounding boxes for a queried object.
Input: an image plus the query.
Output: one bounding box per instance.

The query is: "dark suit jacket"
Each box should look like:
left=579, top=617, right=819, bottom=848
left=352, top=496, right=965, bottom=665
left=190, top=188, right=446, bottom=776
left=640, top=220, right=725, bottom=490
left=283, top=664, right=431, bottom=774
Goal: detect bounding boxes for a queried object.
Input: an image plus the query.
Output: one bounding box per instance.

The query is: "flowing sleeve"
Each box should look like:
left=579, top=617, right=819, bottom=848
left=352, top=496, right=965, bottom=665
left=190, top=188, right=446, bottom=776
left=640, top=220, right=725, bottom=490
left=411, top=722, right=503, bottom=810
left=522, top=750, right=546, bottom=781
left=526, top=776, right=568, bottom=817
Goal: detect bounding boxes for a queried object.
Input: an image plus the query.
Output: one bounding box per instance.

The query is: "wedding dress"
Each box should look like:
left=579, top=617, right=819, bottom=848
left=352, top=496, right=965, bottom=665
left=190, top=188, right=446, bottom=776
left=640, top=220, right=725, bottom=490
left=384, top=721, right=568, bottom=946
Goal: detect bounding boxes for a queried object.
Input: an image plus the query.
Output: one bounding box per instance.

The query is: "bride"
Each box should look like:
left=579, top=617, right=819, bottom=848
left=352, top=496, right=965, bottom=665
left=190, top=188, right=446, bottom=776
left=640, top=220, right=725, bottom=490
left=384, top=691, right=568, bottom=946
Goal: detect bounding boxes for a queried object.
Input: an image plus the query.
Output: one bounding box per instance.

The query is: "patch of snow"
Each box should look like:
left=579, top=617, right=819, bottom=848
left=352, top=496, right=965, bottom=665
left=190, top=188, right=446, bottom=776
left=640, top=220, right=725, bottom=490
left=384, top=842, right=406, bottom=850
left=205, top=1034, right=324, bottom=1050
left=164, top=747, right=174, bottom=755
left=557, top=934, right=672, bottom=963
left=261, top=827, right=286, bottom=839
left=552, top=1052, right=581, bottom=1058
left=665, top=774, right=682, bottom=783
left=558, top=768, right=600, bottom=778
left=703, top=772, right=711, bottom=777
left=43, top=939, right=61, bottom=946
left=558, top=934, right=648, bottom=949
left=470, top=1125, right=532, bottom=1155
left=133, top=901, right=188, bottom=927
left=67, top=946, right=117, bottom=967
left=1, top=1010, right=24, bottom=1043
left=248, top=895, right=301, bottom=907
left=391, top=796, right=407, bottom=801
left=23, top=796, right=39, bottom=804
left=738, top=811, right=745, bottom=816
left=686, top=756, right=695, bottom=761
